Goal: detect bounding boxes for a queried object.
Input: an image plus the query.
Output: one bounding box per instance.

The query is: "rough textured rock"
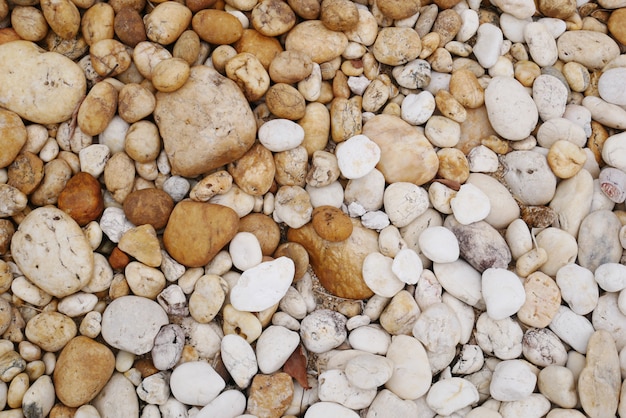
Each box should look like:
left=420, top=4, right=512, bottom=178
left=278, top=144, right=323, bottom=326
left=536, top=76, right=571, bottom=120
left=154, top=66, right=257, bottom=177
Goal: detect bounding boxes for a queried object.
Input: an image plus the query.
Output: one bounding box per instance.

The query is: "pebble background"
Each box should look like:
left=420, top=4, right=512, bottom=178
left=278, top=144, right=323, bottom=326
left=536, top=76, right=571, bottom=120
left=0, top=0, right=625, bottom=416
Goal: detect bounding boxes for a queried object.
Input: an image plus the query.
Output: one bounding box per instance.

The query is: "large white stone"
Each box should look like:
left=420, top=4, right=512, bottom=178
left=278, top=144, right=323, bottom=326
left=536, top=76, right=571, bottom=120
left=385, top=335, right=432, bottom=400
left=490, top=360, right=537, bottom=401
left=485, top=77, right=538, bottom=141
left=256, top=325, right=300, bottom=374
left=169, top=361, right=225, bottom=406
left=220, top=334, right=257, bottom=388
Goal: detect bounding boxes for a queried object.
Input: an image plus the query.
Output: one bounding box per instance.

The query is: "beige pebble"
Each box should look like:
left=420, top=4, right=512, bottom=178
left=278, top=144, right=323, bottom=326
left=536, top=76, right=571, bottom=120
left=144, top=1, right=191, bottom=45
left=274, top=146, right=308, bottom=187
left=25, top=312, right=77, bottom=352
left=132, top=41, right=172, bottom=80
left=379, top=290, right=420, bottom=335
left=437, top=148, right=470, bottom=184
left=228, top=143, right=275, bottom=196
left=547, top=140, right=587, bottom=179
left=517, top=271, right=561, bottom=328
left=514, top=60, right=542, bottom=87
left=124, top=120, right=160, bottom=163
left=515, top=247, right=548, bottom=277
left=189, top=274, right=226, bottom=324
left=78, top=81, right=118, bottom=136
left=151, top=58, right=190, bottom=93
left=173, top=30, right=200, bottom=65
left=269, top=50, right=313, bottom=84
left=435, top=90, right=467, bottom=123
left=90, top=39, right=131, bottom=77
left=330, top=96, right=362, bottom=143
left=103, top=151, right=135, bottom=204
left=0, top=351, right=26, bottom=382
left=449, top=69, right=484, bottom=109
left=372, top=27, right=422, bottom=66
left=226, top=52, right=270, bottom=102
left=222, top=304, right=262, bottom=343
left=11, top=6, right=48, bottom=42
left=7, top=372, right=28, bottom=408
left=189, top=170, right=233, bottom=202
left=41, top=0, right=80, bottom=40
left=285, top=20, right=348, bottom=63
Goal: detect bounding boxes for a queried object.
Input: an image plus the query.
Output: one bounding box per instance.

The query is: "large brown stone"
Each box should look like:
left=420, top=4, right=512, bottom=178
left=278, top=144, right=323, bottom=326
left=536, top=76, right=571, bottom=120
left=153, top=66, right=257, bottom=178
left=0, top=109, right=27, bottom=169
left=123, top=188, right=174, bottom=230
left=362, top=114, right=438, bottom=186
left=287, top=218, right=377, bottom=299
left=163, top=201, right=239, bottom=267
left=57, top=172, right=104, bottom=226
left=608, top=8, right=626, bottom=46
left=54, top=336, right=115, bottom=408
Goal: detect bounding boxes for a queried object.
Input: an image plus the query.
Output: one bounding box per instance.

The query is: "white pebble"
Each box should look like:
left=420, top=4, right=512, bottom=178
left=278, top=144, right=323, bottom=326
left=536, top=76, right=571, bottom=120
left=391, top=248, right=423, bottom=285
left=418, top=226, right=459, bottom=263
left=490, top=359, right=537, bottom=401
left=136, top=372, right=170, bottom=405
left=598, top=67, right=626, bottom=106
left=258, top=119, right=305, bottom=152
left=195, top=390, right=247, bottom=418
left=348, top=324, right=392, bottom=355
left=426, top=377, right=479, bottom=416
left=473, top=23, right=503, bottom=69
left=220, top=334, right=257, bottom=388
left=170, top=361, right=225, bottom=406
left=433, top=259, right=483, bottom=308
left=401, top=91, right=436, bottom=125
left=229, top=232, right=263, bottom=271
left=335, top=135, right=381, bottom=179
left=361, top=210, right=390, bottom=230
left=304, top=402, right=359, bottom=418
left=79, top=144, right=111, bottom=178
left=306, top=181, right=344, bottom=208
left=524, top=22, right=558, bottom=67
left=99, top=115, right=129, bottom=154
left=482, top=268, right=526, bottom=320
left=450, top=183, right=491, bottom=225
left=594, top=262, right=626, bottom=292
left=383, top=182, right=429, bottom=228
left=468, top=145, right=499, bottom=173
left=163, top=176, right=190, bottom=202
left=300, top=309, right=347, bottom=354
left=256, top=325, right=300, bottom=374
left=318, top=369, right=377, bottom=410
left=555, top=264, right=598, bottom=315
left=362, top=252, right=405, bottom=297
left=549, top=305, right=595, bottom=354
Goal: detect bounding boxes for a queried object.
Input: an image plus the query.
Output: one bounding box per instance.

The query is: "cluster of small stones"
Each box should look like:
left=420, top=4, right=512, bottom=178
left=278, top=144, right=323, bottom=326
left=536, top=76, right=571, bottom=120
left=1, top=0, right=626, bottom=416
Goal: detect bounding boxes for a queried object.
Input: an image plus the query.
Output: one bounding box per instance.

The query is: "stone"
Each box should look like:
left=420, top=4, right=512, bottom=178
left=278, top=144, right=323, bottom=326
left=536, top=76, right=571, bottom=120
left=446, top=218, right=512, bottom=273
left=8, top=151, right=44, bottom=195
left=549, top=169, right=593, bottom=237
left=136, top=372, right=169, bottom=405
left=466, top=173, right=520, bottom=229
left=592, top=293, right=626, bottom=351
left=499, top=393, right=552, bottom=417
left=362, top=114, right=438, bottom=186
left=101, top=295, right=169, bottom=355
left=485, top=76, right=538, bottom=140
left=287, top=218, right=377, bottom=299
left=22, top=375, right=55, bottom=418
left=335, top=134, right=381, bottom=179
left=556, top=264, right=598, bottom=316
left=151, top=324, right=184, bottom=370
left=418, top=226, right=459, bottom=263
left=118, top=225, right=162, bottom=268
left=366, top=389, right=419, bottom=417
left=503, top=151, right=557, bottom=205
left=549, top=306, right=595, bottom=354
left=602, top=132, right=626, bottom=172
left=304, top=402, right=359, bottom=418
left=345, top=354, right=394, bottom=390
left=426, top=377, right=479, bottom=416
left=154, top=66, right=256, bottom=177
left=412, top=302, right=461, bottom=353
left=362, top=252, right=405, bottom=297
left=578, top=330, right=621, bottom=418
left=533, top=74, right=567, bottom=122
left=451, top=344, right=484, bottom=375
left=163, top=201, right=239, bottom=268
left=57, top=172, right=104, bottom=227
left=246, top=373, right=294, bottom=418
left=258, top=119, right=305, bottom=152
left=490, top=359, right=537, bottom=401
left=285, top=20, right=348, bottom=63
left=482, top=268, right=526, bottom=320
left=517, top=271, right=561, bottom=328
left=473, top=24, right=503, bottom=69
left=99, top=207, right=134, bottom=244
left=0, top=110, right=27, bottom=169
left=538, top=365, right=577, bottom=408
left=522, top=327, right=568, bottom=368
left=433, top=259, right=483, bottom=308
left=349, top=325, right=392, bottom=355
left=256, top=325, right=300, bottom=374
left=598, top=67, right=626, bottom=106
left=122, top=188, right=174, bottom=231
left=230, top=257, right=294, bottom=312
left=385, top=335, right=432, bottom=400
left=93, top=373, right=139, bottom=418
left=391, top=248, right=423, bottom=285
left=221, top=334, right=258, bottom=388
left=475, top=313, right=523, bottom=359
left=195, top=390, right=247, bottom=418
left=222, top=304, right=263, bottom=344
left=0, top=41, right=86, bottom=124
left=372, top=27, right=421, bottom=66
left=188, top=274, right=224, bottom=323
left=25, top=311, right=76, bottom=352
left=525, top=23, right=558, bottom=68
left=557, top=30, right=620, bottom=70
left=450, top=183, right=491, bottom=225
left=401, top=91, right=436, bottom=126
left=318, top=369, right=377, bottom=409
left=594, top=263, right=626, bottom=292
left=0, top=184, right=27, bottom=218
left=577, top=210, right=623, bottom=272
left=608, top=8, right=626, bottom=45
left=300, top=309, right=347, bottom=354
left=169, top=361, right=225, bottom=406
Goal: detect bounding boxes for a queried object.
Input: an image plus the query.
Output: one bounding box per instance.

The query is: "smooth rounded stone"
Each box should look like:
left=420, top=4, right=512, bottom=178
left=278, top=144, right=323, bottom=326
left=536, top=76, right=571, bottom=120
left=0, top=184, right=27, bottom=218
left=481, top=268, right=526, bottom=320
left=598, top=67, right=626, bottom=106
left=257, top=119, right=304, bottom=152
left=0, top=351, right=25, bottom=383
left=124, top=262, right=166, bottom=299
left=229, top=232, right=263, bottom=272
left=20, top=374, right=53, bottom=418
left=273, top=185, right=313, bottom=228
left=57, top=292, right=98, bottom=318
left=475, top=313, right=523, bottom=360
left=372, top=27, right=421, bottom=66
left=425, top=116, right=460, bottom=148
left=578, top=330, right=621, bottom=417
left=390, top=248, right=423, bottom=285
left=426, top=377, right=479, bottom=416
left=500, top=13, right=531, bottom=43
left=442, top=293, right=474, bottom=345
left=467, top=145, right=499, bottom=173
left=557, top=30, right=620, bottom=70
left=170, top=361, right=225, bottom=406
left=594, top=263, right=626, bottom=292
left=307, top=182, right=344, bottom=209
left=221, top=334, right=257, bottom=389
left=493, top=0, right=536, bottom=18
left=362, top=114, right=438, bottom=186
left=533, top=228, right=577, bottom=277
left=11, top=206, right=94, bottom=298
left=229, top=257, right=294, bottom=312
left=536, top=118, right=587, bottom=148
left=466, top=406, right=502, bottom=418
left=418, top=226, right=459, bottom=263
left=0, top=41, right=86, bottom=124
left=502, top=151, right=556, bottom=205
left=549, top=305, right=595, bottom=354
left=549, top=169, right=593, bottom=238
left=246, top=372, right=294, bottom=417
left=378, top=290, right=420, bottom=337
left=392, top=59, right=431, bottom=89
left=188, top=275, right=225, bottom=324
left=304, top=401, right=359, bottom=418
left=401, top=91, right=436, bottom=126
left=24, top=311, right=76, bottom=352
left=256, top=325, right=300, bottom=374
left=101, top=296, right=169, bottom=355
left=556, top=264, right=598, bottom=316
left=533, top=74, right=567, bottom=122
left=93, top=373, right=139, bottom=418
left=75, top=405, right=101, bottom=418
left=195, top=390, right=246, bottom=418
left=584, top=98, right=626, bottom=132
left=524, top=23, right=558, bottom=68
left=602, top=132, right=626, bottom=173
left=522, top=327, right=568, bottom=368
left=366, top=389, right=419, bottom=417
left=490, top=359, right=537, bottom=402
left=451, top=344, right=484, bottom=375
left=473, top=23, right=503, bottom=69
left=466, top=173, right=520, bottom=229
left=344, top=168, right=385, bottom=212
left=592, top=293, right=626, bottom=351
left=136, top=371, right=169, bottom=405
left=433, top=259, right=483, bottom=308
left=545, top=409, right=587, bottom=418
left=450, top=183, right=490, bottom=225
left=385, top=335, right=432, bottom=400
left=577, top=210, right=623, bottom=272
left=285, top=20, right=348, bottom=63
left=335, top=134, right=381, bottom=180
left=318, top=369, right=377, bottom=409
left=537, top=365, right=577, bottom=408
left=517, top=271, right=561, bottom=328
left=151, top=324, right=184, bottom=371
left=446, top=218, right=511, bottom=274
left=344, top=354, right=394, bottom=390
left=300, top=309, right=347, bottom=354
left=485, top=77, right=538, bottom=141
left=383, top=182, right=429, bottom=228
left=499, top=393, right=551, bottom=417
left=287, top=218, right=377, bottom=299
left=154, top=66, right=255, bottom=177
left=505, top=218, right=533, bottom=261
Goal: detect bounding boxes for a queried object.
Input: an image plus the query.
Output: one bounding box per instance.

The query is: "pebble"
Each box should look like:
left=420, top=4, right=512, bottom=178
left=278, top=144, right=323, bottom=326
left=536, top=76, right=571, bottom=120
left=366, top=389, right=419, bottom=417
left=318, top=369, right=377, bottom=409
left=433, top=259, right=483, bottom=308
left=522, top=327, right=568, bottom=368
left=482, top=268, right=526, bottom=320
left=602, top=132, right=626, bottom=172
left=304, top=402, right=359, bottom=418
left=258, top=119, right=305, bottom=152
left=549, top=306, right=595, bottom=354
left=136, top=372, right=169, bottom=405
left=450, top=183, right=491, bottom=225
left=594, top=262, right=626, bottom=292
left=22, top=375, right=55, bottom=418
left=598, top=67, right=626, bottom=106
left=391, top=248, right=423, bottom=285
left=230, top=257, right=294, bottom=312
left=537, top=365, right=577, bottom=408
left=195, top=390, right=247, bottom=418
left=549, top=169, right=593, bottom=237
left=221, top=334, right=257, bottom=389
left=473, top=24, right=503, bottom=69
left=533, top=74, right=567, bottom=121
left=229, top=232, right=263, bottom=272
left=344, top=168, right=385, bottom=211
left=485, top=77, right=538, bottom=141
left=101, top=295, right=169, bottom=355
left=151, top=324, right=184, bottom=370
left=503, top=151, right=556, bottom=205
left=418, top=226, right=459, bottom=263
left=592, top=293, right=626, bottom=351
left=401, top=91, right=436, bottom=126
left=466, top=173, right=520, bottom=229
left=524, top=23, right=558, bottom=68
left=378, top=290, right=419, bottom=337
left=385, top=335, right=432, bottom=400
left=499, top=393, right=552, bottom=417
left=426, top=377, right=479, bottom=416
left=344, top=353, right=394, bottom=390
left=577, top=209, right=623, bottom=271
left=335, top=134, right=380, bottom=179
left=246, top=372, right=294, bottom=418
left=556, top=264, right=598, bottom=315
left=490, top=359, right=537, bottom=401
left=256, top=325, right=300, bottom=374
left=518, top=271, right=561, bottom=328
left=475, top=313, right=523, bottom=360
left=93, top=373, right=139, bottom=418
left=557, top=30, right=620, bottom=70
left=300, top=309, right=347, bottom=354
left=467, top=145, right=499, bottom=173
left=383, top=182, right=429, bottom=228
left=170, top=361, right=225, bottom=406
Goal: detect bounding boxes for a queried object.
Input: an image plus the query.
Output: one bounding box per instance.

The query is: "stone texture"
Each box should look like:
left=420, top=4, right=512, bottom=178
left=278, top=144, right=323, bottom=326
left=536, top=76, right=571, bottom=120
left=54, top=336, right=115, bottom=407
left=246, top=373, right=294, bottom=418
left=123, top=188, right=174, bottom=230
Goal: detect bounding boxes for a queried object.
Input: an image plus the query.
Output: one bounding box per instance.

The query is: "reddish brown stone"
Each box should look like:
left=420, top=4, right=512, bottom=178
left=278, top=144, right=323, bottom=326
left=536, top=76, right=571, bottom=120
left=123, top=188, right=174, bottom=230
left=57, top=172, right=104, bottom=226
left=108, top=246, right=131, bottom=271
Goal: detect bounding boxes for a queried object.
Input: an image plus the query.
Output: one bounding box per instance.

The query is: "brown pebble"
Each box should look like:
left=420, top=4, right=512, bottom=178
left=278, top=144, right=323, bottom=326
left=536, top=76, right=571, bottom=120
left=311, top=205, right=353, bottom=242
left=109, top=246, right=131, bottom=271
left=238, top=213, right=281, bottom=256
left=0, top=220, right=15, bottom=255
left=123, top=188, right=174, bottom=230
left=134, top=357, right=159, bottom=378
left=246, top=373, right=294, bottom=418
left=608, top=8, right=626, bottom=45
left=521, top=205, right=557, bottom=228
left=57, top=172, right=104, bottom=226
left=49, top=404, right=78, bottom=418
left=113, top=7, right=146, bottom=48
left=7, top=151, right=44, bottom=196
left=274, top=242, right=310, bottom=281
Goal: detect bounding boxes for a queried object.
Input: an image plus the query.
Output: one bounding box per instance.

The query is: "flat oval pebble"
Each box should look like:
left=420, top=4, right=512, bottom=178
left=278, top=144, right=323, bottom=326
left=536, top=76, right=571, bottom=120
left=450, top=183, right=491, bottom=225
left=434, top=259, right=483, bottom=308
left=256, top=325, right=300, bottom=374
left=426, top=377, right=479, bottom=416
left=385, top=335, right=432, bottom=400
left=598, top=67, right=626, bottom=106
left=557, top=30, right=620, bottom=70
left=101, top=295, right=169, bottom=355
left=418, top=226, right=459, bottom=263
left=318, top=369, right=377, bottom=409
left=304, top=401, right=359, bottom=418
left=258, top=119, right=305, bottom=152
left=549, top=305, right=595, bottom=354
left=503, top=151, right=557, bottom=205
left=230, top=257, right=295, bottom=312
left=344, top=353, right=394, bottom=390
left=482, top=268, right=526, bottom=320
left=362, top=252, right=405, bottom=297
left=221, top=334, right=258, bottom=389
left=556, top=264, right=598, bottom=316
left=93, top=373, right=139, bottom=418
left=195, top=390, right=247, bottom=418
left=577, top=210, right=623, bottom=272
left=335, top=134, right=381, bottom=179
left=170, top=361, right=225, bottom=406
left=300, top=309, right=347, bottom=354
left=447, top=218, right=512, bottom=273
left=533, top=74, right=567, bottom=121
left=485, top=76, right=538, bottom=141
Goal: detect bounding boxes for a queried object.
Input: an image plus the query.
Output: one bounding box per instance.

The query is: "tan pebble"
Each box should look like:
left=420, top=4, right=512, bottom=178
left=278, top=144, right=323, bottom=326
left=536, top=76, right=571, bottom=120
left=189, top=170, right=233, bottom=202
left=222, top=304, right=262, bottom=343
left=539, top=0, right=577, bottom=19
left=189, top=274, right=226, bottom=323
left=255, top=303, right=279, bottom=328
left=123, top=188, right=173, bottom=230
left=587, top=120, right=608, bottom=164
left=30, top=159, right=73, bottom=207
left=332, top=70, right=351, bottom=99
left=90, top=39, right=131, bottom=77
left=445, top=41, right=473, bottom=57
left=7, top=372, right=28, bottom=408
left=437, top=148, right=470, bottom=184
left=11, top=6, right=48, bottom=42
left=516, top=247, right=548, bottom=277
left=144, top=1, right=191, bottom=45
left=453, top=57, right=485, bottom=78
left=510, top=43, right=529, bottom=61
left=151, top=58, right=190, bottom=93
left=109, top=273, right=130, bottom=299
left=372, top=27, right=422, bottom=66
left=0, top=221, right=15, bottom=256
left=435, top=89, right=467, bottom=123
left=192, top=9, right=243, bottom=45
left=78, top=81, right=118, bottom=136
left=233, top=29, right=283, bottom=70
left=607, top=8, right=626, bottom=45
left=239, top=213, right=281, bottom=256
left=273, top=242, right=309, bottom=281
left=118, top=225, right=162, bottom=267
left=285, top=20, right=348, bottom=64
left=320, top=0, right=359, bottom=31
left=124, top=121, right=160, bottom=163
left=340, top=59, right=363, bottom=77
left=0, top=109, right=27, bottom=169
left=330, top=96, right=362, bottom=143
left=517, top=271, right=561, bottom=328
left=80, top=4, right=114, bottom=45
left=25, top=312, right=76, bottom=352
left=428, top=48, right=453, bottom=73
left=521, top=205, right=557, bottom=228
left=362, top=78, right=390, bottom=113
left=251, top=0, right=297, bottom=36
left=432, top=9, right=462, bottom=47
left=514, top=60, right=542, bottom=87
left=41, top=0, right=80, bottom=40
left=228, top=143, right=275, bottom=196
left=113, top=7, right=147, bottom=48
left=419, top=32, right=440, bottom=59
left=103, top=151, right=135, bottom=204
left=547, top=140, right=587, bottom=179
left=450, top=69, right=485, bottom=109
left=247, top=373, right=294, bottom=418
left=25, top=360, right=45, bottom=381
left=173, top=30, right=200, bottom=65
left=299, top=102, right=330, bottom=156
left=265, top=83, right=306, bottom=120
left=376, top=0, right=420, bottom=19
left=481, top=135, right=511, bottom=154
left=311, top=206, right=353, bottom=242
left=379, top=290, right=420, bottom=335
left=269, top=50, right=313, bottom=84
left=118, top=84, right=156, bottom=124
left=274, top=146, right=308, bottom=187
left=7, top=151, right=44, bottom=195
left=0, top=351, right=26, bottom=382
left=226, top=52, right=271, bottom=102
left=562, top=62, right=590, bottom=93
